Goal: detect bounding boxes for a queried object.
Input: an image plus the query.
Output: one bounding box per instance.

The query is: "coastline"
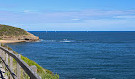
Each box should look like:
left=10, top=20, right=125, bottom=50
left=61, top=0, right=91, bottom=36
left=0, top=40, right=27, bottom=43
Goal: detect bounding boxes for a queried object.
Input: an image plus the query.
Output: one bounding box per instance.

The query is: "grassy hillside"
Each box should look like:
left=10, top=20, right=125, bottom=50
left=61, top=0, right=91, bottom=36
left=0, top=24, right=28, bottom=36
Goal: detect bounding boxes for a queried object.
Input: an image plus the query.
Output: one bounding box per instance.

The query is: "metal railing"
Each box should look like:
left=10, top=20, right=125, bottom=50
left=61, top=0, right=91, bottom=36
left=0, top=44, right=41, bottom=79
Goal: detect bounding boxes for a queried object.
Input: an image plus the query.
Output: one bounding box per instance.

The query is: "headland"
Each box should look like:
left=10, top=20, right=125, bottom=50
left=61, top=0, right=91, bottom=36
left=0, top=24, right=39, bottom=43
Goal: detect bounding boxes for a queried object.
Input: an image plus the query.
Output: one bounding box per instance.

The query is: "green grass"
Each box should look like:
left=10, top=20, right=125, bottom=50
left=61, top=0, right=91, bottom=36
left=0, top=24, right=28, bottom=36
left=0, top=43, right=59, bottom=79
left=21, top=56, right=59, bottom=79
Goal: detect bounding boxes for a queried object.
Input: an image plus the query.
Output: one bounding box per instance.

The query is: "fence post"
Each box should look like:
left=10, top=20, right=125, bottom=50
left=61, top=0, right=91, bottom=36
left=0, top=46, right=41, bottom=79
left=10, top=55, right=13, bottom=79
left=17, top=54, right=21, bottom=79
left=6, top=53, right=9, bottom=79
left=2, top=51, right=5, bottom=71
left=6, top=53, right=8, bottom=65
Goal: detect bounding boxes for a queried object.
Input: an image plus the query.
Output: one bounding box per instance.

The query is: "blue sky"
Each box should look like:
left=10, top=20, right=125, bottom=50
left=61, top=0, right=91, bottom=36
left=0, top=0, right=135, bottom=31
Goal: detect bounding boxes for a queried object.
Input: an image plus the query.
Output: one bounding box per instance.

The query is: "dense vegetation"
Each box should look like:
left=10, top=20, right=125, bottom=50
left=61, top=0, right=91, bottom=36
left=1, top=44, right=59, bottom=79
left=0, top=24, right=28, bottom=36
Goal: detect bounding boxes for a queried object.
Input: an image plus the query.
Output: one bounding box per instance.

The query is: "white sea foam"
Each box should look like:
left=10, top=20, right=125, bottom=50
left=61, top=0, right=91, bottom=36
left=40, top=39, right=75, bottom=43
left=59, top=40, right=72, bottom=43
left=59, top=39, right=74, bottom=43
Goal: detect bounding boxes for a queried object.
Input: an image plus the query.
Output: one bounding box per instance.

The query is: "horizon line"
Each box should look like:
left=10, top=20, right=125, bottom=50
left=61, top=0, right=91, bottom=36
left=29, top=31, right=135, bottom=32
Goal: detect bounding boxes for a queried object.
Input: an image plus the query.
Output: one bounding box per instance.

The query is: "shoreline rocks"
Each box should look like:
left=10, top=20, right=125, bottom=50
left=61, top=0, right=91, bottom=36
left=0, top=32, right=39, bottom=43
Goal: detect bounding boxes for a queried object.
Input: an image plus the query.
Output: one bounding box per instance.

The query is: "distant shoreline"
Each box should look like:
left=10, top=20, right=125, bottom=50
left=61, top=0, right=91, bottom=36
left=0, top=40, right=27, bottom=43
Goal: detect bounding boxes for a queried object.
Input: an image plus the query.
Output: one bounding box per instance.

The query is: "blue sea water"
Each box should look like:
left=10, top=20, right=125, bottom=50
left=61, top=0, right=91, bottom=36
left=7, top=31, right=135, bottom=79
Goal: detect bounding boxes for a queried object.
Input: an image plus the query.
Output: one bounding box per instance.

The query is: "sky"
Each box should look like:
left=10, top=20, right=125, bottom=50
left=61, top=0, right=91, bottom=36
left=0, top=0, right=135, bottom=31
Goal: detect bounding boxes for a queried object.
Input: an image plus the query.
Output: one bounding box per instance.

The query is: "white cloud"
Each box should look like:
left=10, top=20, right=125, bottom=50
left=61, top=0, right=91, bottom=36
left=114, top=15, right=135, bottom=19
left=23, top=10, right=31, bottom=13
left=71, top=19, right=80, bottom=21
left=0, top=9, right=135, bottom=23
left=0, top=9, right=135, bottom=31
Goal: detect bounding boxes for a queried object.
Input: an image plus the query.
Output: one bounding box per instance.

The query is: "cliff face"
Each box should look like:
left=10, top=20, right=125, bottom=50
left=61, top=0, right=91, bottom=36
left=17, top=32, right=39, bottom=41
left=0, top=24, right=39, bottom=41
left=1, top=32, right=39, bottom=41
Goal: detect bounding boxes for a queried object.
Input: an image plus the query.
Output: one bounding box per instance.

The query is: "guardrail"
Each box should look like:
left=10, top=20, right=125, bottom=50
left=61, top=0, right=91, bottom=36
left=0, top=44, right=41, bottom=79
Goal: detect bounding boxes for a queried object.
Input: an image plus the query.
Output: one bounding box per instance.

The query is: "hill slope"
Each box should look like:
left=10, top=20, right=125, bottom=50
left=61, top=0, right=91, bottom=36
left=0, top=24, right=39, bottom=42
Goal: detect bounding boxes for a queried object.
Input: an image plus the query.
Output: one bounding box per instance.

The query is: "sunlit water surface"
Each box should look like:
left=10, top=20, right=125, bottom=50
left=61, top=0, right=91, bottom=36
left=7, top=31, right=135, bottom=79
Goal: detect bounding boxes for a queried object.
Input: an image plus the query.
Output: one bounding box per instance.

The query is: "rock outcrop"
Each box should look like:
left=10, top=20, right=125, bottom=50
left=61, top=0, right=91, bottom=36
left=1, top=32, right=39, bottom=42
left=17, top=32, right=39, bottom=41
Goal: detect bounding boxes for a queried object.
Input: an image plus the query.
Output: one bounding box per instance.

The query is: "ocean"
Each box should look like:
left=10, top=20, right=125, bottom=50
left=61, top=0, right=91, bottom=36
left=7, top=31, right=135, bottom=79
